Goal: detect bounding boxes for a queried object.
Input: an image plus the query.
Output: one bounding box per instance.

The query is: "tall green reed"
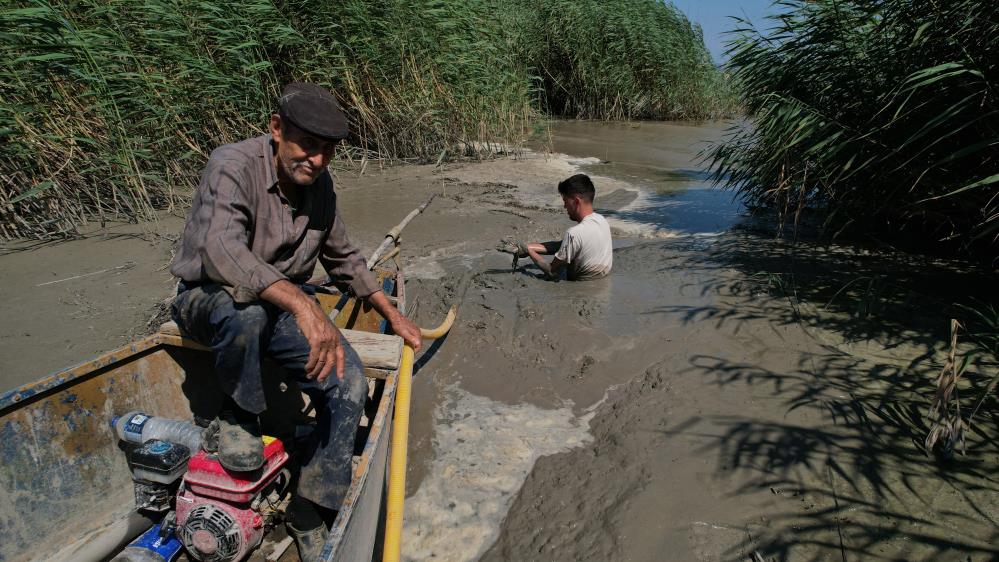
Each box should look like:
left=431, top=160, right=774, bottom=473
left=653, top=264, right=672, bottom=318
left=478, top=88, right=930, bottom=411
left=512, top=0, right=733, bottom=120
left=707, top=0, right=999, bottom=259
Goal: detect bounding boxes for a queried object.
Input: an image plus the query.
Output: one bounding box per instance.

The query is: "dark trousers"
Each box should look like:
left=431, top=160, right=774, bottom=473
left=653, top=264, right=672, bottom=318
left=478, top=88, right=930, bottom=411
left=171, top=283, right=366, bottom=511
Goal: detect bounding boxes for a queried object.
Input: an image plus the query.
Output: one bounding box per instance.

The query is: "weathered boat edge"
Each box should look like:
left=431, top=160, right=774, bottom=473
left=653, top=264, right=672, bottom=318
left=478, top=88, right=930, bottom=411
left=0, top=334, right=165, bottom=415
left=325, top=364, right=397, bottom=561
left=321, top=270, right=405, bottom=561
left=0, top=338, right=201, bottom=562
left=322, top=267, right=407, bottom=561
left=0, top=270, right=405, bottom=562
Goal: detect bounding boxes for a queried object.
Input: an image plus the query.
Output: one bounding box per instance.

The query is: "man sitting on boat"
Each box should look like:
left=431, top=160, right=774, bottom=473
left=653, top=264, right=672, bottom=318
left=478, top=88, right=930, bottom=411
left=169, top=82, right=421, bottom=559
left=500, top=173, right=613, bottom=280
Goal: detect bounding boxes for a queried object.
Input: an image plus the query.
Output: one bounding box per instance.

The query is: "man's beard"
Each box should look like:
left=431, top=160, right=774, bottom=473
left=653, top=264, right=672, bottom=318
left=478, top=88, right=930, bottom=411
left=282, top=158, right=321, bottom=185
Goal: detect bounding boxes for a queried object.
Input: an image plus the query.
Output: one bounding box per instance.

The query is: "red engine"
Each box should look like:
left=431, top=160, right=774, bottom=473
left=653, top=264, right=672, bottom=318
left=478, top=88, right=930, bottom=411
left=175, top=437, right=290, bottom=562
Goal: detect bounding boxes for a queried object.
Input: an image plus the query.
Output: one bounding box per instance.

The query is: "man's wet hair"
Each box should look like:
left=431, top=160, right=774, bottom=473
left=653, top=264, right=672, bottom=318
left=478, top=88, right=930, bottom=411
left=557, top=173, right=595, bottom=203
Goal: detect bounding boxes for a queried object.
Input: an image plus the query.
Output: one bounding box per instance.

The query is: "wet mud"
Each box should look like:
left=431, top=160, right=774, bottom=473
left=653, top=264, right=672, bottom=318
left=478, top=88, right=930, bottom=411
left=401, top=121, right=999, bottom=561
left=474, top=234, right=999, bottom=562
left=0, top=219, right=183, bottom=390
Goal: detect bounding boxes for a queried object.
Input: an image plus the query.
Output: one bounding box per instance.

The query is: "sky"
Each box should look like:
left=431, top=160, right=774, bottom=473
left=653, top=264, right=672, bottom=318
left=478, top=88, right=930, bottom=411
left=669, top=0, right=780, bottom=64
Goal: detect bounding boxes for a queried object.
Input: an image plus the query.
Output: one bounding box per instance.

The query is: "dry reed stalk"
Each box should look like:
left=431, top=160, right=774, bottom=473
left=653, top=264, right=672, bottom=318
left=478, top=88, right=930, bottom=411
left=925, top=319, right=968, bottom=456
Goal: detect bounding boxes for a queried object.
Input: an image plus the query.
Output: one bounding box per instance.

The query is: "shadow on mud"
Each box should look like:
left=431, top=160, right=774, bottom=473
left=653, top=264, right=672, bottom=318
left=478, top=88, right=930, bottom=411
left=662, top=230, right=999, bottom=560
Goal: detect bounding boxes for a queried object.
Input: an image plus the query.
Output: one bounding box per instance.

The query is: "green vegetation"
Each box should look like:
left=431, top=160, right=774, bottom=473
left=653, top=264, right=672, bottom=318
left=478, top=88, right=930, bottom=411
left=709, top=0, right=998, bottom=456
left=511, top=0, right=731, bottom=120
left=707, top=0, right=998, bottom=259
left=0, top=0, right=729, bottom=240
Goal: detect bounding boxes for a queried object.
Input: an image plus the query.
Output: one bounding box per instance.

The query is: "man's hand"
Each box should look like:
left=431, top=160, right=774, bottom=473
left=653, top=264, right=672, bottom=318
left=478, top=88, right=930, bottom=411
left=261, top=279, right=344, bottom=382
left=294, top=300, right=344, bottom=382
left=496, top=239, right=528, bottom=258
left=526, top=246, right=566, bottom=280
left=366, top=290, right=422, bottom=351
left=389, top=314, right=422, bottom=351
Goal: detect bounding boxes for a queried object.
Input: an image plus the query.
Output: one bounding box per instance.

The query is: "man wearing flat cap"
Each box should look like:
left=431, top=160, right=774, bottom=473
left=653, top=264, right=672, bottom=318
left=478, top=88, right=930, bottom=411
left=170, top=82, right=421, bottom=558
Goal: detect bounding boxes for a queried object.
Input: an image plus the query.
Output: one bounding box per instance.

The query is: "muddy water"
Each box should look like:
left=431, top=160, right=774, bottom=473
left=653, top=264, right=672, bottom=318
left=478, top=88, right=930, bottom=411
left=401, top=121, right=999, bottom=562
left=399, top=121, right=760, bottom=562
left=548, top=120, right=743, bottom=236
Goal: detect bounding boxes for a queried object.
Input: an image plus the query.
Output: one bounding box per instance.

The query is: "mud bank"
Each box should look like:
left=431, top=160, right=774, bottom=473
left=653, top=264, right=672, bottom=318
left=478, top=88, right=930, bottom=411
left=471, top=234, right=999, bottom=562
left=0, top=220, right=183, bottom=389
left=0, top=121, right=727, bottom=391
left=0, top=144, right=613, bottom=391
left=401, top=224, right=998, bottom=562
left=399, top=122, right=999, bottom=561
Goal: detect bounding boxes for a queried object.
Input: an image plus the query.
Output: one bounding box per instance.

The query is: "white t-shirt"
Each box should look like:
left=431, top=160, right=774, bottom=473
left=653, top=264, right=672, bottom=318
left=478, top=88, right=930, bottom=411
left=554, top=212, right=613, bottom=280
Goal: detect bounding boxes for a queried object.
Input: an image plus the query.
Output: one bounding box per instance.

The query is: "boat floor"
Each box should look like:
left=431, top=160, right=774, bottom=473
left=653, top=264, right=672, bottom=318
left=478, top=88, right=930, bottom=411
left=1, top=274, right=402, bottom=562
left=156, top=327, right=389, bottom=562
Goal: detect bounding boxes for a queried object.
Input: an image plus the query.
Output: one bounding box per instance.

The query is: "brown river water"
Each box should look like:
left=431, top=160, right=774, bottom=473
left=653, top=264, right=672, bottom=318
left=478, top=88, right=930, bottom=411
left=2, top=120, right=998, bottom=561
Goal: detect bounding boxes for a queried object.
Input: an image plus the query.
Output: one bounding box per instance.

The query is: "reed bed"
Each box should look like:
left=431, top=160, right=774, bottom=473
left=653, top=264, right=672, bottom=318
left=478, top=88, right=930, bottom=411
left=707, top=0, right=999, bottom=259
left=708, top=0, right=998, bottom=454
left=511, top=0, right=732, bottom=120
left=1, top=0, right=730, bottom=240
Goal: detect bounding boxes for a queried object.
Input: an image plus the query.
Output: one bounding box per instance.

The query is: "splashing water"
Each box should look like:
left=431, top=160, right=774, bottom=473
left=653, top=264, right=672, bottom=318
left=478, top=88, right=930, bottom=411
left=402, top=385, right=596, bottom=562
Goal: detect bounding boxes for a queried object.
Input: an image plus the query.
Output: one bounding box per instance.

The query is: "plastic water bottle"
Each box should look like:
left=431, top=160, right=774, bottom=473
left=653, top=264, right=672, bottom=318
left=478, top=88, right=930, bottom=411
left=112, top=411, right=203, bottom=453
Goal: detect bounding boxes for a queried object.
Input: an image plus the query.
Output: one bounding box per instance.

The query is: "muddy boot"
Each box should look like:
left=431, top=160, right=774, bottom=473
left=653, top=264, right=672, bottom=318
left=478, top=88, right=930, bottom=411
left=211, top=415, right=264, bottom=472
left=201, top=418, right=220, bottom=454
left=287, top=521, right=328, bottom=561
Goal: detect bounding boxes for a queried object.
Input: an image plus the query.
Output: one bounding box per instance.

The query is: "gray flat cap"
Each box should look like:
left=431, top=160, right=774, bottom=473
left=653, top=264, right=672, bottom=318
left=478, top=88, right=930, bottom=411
left=279, top=82, right=349, bottom=140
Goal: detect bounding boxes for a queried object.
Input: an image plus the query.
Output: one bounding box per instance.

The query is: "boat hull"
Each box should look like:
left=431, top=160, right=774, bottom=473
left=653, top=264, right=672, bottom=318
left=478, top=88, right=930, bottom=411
left=0, top=274, right=402, bottom=562
left=0, top=340, right=199, bottom=561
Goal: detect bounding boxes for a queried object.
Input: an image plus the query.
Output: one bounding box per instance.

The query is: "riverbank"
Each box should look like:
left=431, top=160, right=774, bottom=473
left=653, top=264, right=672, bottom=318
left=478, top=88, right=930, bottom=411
left=1, top=121, right=996, bottom=561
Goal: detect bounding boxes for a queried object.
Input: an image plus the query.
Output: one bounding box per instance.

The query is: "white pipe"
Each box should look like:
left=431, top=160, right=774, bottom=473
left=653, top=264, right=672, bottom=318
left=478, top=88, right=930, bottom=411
left=49, top=511, right=154, bottom=562
left=366, top=195, right=436, bottom=269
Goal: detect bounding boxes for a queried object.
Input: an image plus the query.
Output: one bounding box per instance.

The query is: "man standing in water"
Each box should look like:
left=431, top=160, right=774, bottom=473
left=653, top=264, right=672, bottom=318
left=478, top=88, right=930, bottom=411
left=169, top=82, right=421, bottom=559
left=501, top=173, right=613, bottom=280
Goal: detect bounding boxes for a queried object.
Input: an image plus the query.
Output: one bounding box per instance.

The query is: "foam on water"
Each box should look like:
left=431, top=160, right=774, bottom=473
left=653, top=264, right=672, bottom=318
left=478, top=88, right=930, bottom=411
left=402, top=385, right=596, bottom=561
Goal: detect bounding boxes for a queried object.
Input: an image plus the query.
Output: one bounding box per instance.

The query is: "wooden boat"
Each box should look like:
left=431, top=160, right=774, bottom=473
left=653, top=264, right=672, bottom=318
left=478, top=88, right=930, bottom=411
left=0, top=264, right=408, bottom=562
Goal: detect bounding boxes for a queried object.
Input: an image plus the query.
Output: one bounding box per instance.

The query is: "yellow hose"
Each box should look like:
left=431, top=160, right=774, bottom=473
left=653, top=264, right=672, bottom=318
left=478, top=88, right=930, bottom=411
left=382, top=306, right=457, bottom=562
left=419, top=306, right=457, bottom=340
left=382, top=344, right=414, bottom=562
